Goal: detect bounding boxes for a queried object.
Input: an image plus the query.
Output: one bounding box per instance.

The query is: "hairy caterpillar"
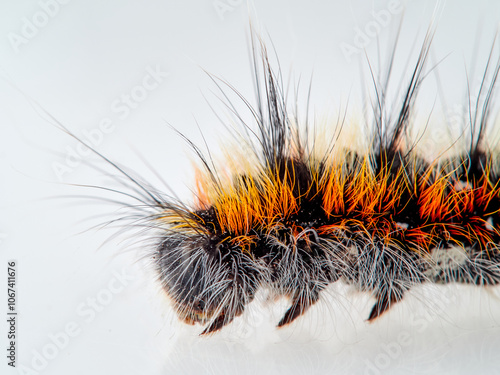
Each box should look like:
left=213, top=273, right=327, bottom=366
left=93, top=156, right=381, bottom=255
left=57, top=21, right=500, bottom=337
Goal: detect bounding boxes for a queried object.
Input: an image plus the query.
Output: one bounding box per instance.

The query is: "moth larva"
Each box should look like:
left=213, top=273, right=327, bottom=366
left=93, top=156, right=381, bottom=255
left=61, top=23, right=500, bottom=336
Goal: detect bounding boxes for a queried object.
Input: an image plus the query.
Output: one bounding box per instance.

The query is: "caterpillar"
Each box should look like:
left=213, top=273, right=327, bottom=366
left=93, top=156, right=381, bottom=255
left=59, top=22, right=500, bottom=336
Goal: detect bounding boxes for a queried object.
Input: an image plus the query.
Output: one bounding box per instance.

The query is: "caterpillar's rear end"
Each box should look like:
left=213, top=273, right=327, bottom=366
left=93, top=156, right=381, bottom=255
left=152, top=28, right=500, bottom=334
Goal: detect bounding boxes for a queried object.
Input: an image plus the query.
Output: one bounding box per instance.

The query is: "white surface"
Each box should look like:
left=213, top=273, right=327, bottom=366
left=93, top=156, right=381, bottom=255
left=1, top=1, right=500, bottom=374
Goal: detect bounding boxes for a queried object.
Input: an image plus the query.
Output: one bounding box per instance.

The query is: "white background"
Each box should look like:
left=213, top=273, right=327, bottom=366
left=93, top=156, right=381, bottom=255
left=1, top=0, right=500, bottom=374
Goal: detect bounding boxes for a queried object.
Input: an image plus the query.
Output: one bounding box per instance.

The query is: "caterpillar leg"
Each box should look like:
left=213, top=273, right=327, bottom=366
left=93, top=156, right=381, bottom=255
left=201, top=306, right=244, bottom=335
left=277, top=288, right=320, bottom=327
left=343, top=243, right=424, bottom=322
left=269, top=238, right=339, bottom=328
left=367, top=288, right=404, bottom=321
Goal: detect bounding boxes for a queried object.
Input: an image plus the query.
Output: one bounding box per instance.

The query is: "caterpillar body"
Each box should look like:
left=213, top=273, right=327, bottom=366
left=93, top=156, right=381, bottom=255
left=67, top=26, right=500, bottom=335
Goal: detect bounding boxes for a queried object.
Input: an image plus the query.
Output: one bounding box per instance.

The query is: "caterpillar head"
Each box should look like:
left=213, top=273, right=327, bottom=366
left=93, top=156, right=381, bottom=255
left=155, top=221, right=261, bottom=334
